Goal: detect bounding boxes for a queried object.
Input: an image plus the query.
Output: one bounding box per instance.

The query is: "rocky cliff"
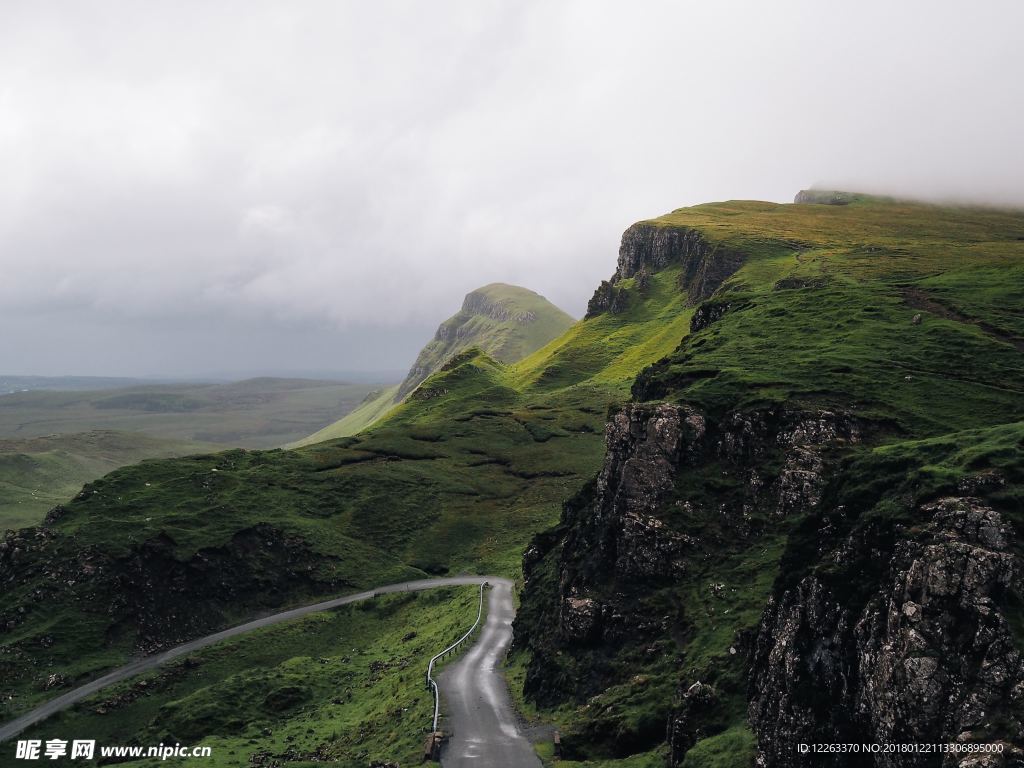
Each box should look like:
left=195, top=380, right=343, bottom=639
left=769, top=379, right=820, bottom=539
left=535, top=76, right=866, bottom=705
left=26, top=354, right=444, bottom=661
left=516, top=196, right=1024, bottom=766
left=516, top=403, right=863, bottom=760
left=517, top=398, right=1024, bottom=765
left=585, top=223, right=745, bottom=318
left=749, top=495, right=1024, bottom=767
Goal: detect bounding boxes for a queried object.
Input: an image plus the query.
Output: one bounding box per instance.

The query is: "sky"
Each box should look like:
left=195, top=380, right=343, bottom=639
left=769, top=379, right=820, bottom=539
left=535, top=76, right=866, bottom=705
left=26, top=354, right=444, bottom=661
left=1, top=1, right=1022, bottom=379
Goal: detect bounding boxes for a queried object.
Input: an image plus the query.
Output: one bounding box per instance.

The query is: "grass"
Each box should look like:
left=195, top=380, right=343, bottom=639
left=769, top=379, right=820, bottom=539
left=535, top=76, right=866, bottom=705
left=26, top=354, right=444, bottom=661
left=514, top=196, right=1024, bottom=766
left=291, top=385, right=401, bottom=446
left=3, top=195, right=1023, bottom=767
left=298, top=283, right=576, bottom=445
left=12, top=587, right=482, bottom=767
left=679, top=726, right=756, bottom=768
left=0, top=431, right=218, bottom=530
left=400, top=282, right=575, bottom=395
left=632, top=201, right=1024, bottom=434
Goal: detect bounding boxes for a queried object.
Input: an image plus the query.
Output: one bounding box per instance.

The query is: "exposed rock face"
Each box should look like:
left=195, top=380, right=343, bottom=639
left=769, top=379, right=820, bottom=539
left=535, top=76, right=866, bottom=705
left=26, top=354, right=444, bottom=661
left=584, top=223, right=745, bottom=319
left=667, top=681, right=719, bottom=764
left=516, top=403, right=710, bottom=715
left=524, top=393, right=1019, bottom=765
left=794, top=189, right=856, bottom=205
left=596, top=403, right=707, bottom=524
left=516, top=403, right=862, bottom=759
left=560, top=596, right=601, bottom=642
left=690, top=300, right=732, bottom=333
left=749, top=497, right=1024, bottom=767
left=617, top=224, right=710, bottom=280
left=586, top=280, right=630, bottom=317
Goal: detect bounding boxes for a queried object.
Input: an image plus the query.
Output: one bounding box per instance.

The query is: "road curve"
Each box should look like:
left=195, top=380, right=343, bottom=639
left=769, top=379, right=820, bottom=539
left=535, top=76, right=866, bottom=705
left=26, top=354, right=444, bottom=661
left=437, top=579, right=541, bottom=768
left=0, top=575, right=498, bottom=744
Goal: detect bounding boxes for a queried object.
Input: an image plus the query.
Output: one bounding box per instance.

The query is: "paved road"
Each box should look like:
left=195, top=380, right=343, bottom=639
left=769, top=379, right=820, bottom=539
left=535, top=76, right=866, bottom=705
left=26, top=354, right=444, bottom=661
left=437, top=579, right=542, bottom=768
left=0, top=575, right=497, bottom=744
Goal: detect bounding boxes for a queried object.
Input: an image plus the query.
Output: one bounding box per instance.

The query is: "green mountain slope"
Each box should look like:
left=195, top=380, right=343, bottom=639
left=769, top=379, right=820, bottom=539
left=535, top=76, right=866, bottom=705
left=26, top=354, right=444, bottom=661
left=396, top=283, right=575, bottom=401
left=514, top=193, right=1024, bottom=765
left=291, top=384, right=402, bottom=445
left=0, top=431, right=217, bottom=530
left=2, top=193, right=1023, bottom=765
left=293, top=283, right=575, bottom=446
left=0, top=258, right=691, bottom=731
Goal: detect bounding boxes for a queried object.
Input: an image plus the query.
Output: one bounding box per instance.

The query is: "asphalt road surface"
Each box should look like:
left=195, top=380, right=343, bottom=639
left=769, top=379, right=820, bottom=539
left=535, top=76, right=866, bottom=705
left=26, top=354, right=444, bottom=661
left=0, top=575, right=497, bottom=744
left=437, top=579, right=542, bottom=767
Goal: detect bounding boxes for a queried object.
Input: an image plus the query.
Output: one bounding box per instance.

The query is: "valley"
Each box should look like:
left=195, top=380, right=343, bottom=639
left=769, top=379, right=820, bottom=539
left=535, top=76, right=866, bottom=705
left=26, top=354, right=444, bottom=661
left=0, top=378, right=388, bottom=528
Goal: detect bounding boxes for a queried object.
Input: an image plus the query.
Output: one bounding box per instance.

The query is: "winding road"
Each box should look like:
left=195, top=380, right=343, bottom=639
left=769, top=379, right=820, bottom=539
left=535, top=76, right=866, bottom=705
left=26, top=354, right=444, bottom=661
left=0, top=575, right=541, bottom=767
left=437, top=579, right=541, bottom=767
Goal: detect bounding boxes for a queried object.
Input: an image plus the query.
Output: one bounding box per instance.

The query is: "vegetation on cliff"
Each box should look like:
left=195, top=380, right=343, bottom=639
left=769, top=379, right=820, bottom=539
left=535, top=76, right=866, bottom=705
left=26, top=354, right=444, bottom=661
left=3, top=193, right=1023, bottom=765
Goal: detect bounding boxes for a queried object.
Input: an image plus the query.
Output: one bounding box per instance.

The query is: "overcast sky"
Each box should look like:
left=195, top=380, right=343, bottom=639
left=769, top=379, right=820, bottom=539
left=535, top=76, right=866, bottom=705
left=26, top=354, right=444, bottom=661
left=1, top=1, right=1022, bottom=378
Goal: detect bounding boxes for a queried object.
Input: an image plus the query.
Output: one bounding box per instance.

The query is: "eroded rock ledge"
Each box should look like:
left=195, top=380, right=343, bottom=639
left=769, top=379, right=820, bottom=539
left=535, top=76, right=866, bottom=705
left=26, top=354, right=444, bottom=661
left=585, top=223, right=745, bottom=318
left=750, top=497, right=1024, bottom=767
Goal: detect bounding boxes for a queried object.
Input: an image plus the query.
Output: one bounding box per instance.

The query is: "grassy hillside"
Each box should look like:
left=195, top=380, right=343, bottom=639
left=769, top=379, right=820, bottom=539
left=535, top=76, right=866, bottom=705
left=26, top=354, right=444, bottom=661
left=291, top=384, right=400, bottom=446
left=2, top=194, right=1022, bottom=765
left=0, top=260, right=690, bottom=735
left=14, top=586, right=482, bottom=767
left=0, top=378, right=382, bottom=449
left=0, top=378, right=384, bottom=529
left=514, top=195, right=1024, bottom=765
left=295, top=283, right=576, bottom=447
left=394, top=282, right=575, bottom=400
left=0, top=431, right=217, bottom=530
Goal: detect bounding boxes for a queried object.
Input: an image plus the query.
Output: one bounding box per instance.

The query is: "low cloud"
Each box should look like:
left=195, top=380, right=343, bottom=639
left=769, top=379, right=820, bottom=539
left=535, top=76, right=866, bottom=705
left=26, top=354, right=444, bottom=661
left=1, top=0, right=1021, bottom=375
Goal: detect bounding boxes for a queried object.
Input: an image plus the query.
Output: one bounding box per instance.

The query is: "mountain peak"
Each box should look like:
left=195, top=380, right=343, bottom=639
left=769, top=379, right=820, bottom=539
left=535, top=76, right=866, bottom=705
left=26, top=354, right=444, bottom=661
left=396, top=284, right=573, bottom=401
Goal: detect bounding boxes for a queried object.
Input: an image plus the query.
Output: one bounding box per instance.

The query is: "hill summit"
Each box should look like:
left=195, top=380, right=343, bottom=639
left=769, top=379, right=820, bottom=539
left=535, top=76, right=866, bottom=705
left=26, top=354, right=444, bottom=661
left=293, top=282, right=574, bottom=444
left=395, top=282, right=574, bottom=401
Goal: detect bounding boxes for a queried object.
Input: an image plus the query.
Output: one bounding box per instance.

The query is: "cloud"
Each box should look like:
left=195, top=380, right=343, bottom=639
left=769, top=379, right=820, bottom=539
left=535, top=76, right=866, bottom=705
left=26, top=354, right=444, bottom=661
left=0, top=0, right=1022, bottom=375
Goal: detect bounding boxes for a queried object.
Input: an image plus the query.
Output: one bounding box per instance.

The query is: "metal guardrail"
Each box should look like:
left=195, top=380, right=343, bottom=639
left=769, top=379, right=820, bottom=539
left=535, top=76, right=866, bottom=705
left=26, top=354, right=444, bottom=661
left=425, top=582, right=487, bottom=733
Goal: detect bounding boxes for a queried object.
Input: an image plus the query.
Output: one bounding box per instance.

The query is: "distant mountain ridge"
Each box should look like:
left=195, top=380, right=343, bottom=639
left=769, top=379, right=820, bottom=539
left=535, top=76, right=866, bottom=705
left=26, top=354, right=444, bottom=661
left=293, top=283, right=574, bottom=445
left=395, top=283, right=574, bottom=401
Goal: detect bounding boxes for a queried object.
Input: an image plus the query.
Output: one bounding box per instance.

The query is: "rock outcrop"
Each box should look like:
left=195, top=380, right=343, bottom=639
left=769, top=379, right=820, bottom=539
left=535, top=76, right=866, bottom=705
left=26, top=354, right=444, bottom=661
left=517, top=382, right=1024, bottom=766
left=749, top=497, right=1024, bottom=767
left=515, top=403, right=861, bottom=759
left=584, top=223, right=745, bottom=319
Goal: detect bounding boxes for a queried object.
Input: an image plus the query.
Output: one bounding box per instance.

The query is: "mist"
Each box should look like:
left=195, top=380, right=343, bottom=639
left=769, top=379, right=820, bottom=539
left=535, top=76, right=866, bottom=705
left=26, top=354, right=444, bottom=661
left=1, top=0, right=1021, bottom=377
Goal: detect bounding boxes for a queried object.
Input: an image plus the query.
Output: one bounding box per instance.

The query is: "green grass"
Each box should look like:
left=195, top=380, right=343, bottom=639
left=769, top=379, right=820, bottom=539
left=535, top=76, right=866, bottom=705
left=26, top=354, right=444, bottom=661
left=0, top=431, right=218, bottom=529
left=291, top=385, right=401, bottom=446
left=3, top=195, right=1024, bottom=767
left=632, top=202, right=1024, bottom=434
left=12, top=587, right=482, bottom=767
left=297, top=283, right=576, bottom=446
left=394, top=282, right=575, bottom=402
left=680, top=726, right=756, bottom=768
